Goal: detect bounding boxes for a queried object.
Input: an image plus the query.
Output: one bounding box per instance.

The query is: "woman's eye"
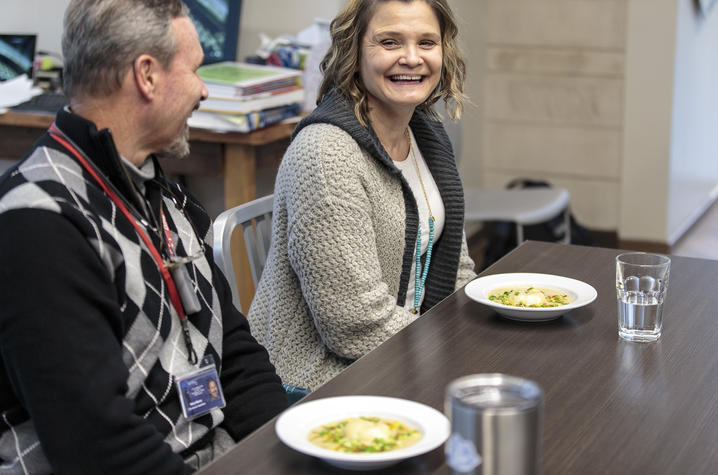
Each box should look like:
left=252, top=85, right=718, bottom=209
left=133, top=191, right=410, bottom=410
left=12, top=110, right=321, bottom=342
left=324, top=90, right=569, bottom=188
left=419, top=40, right=437, bottom=48
left=381, top=39, right=399, bottom=48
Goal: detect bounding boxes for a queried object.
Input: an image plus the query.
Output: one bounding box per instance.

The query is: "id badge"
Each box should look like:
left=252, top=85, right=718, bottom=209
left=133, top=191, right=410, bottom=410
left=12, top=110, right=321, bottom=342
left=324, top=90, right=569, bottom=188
left=176, top=359, right=226, bottom=420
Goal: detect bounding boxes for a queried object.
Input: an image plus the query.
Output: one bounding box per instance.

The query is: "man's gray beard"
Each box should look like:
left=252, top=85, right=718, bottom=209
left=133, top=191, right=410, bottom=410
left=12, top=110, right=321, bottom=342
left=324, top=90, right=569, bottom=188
left=156, top=124, right=190, bottom=160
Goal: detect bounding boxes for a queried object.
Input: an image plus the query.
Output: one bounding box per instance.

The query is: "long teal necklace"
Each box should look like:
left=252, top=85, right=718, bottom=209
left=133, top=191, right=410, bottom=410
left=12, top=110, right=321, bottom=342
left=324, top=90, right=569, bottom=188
left=407, top=129, right=435, bottom=314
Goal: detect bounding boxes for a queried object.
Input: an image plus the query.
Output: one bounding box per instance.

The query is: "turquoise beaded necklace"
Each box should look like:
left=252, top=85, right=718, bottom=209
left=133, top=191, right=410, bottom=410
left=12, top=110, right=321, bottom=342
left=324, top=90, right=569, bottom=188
left=406, top=128, right=435, bottom=314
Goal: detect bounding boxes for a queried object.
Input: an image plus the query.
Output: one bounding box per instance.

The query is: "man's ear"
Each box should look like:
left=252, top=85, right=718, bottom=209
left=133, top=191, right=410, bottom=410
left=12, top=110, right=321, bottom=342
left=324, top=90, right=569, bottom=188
left=133, top=54, right=160, bottom=101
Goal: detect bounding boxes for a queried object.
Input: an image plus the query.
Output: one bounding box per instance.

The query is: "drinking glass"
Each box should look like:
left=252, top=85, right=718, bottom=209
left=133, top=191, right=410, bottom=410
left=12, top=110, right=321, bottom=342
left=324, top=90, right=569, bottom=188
left=616, top=252, right=671, bottom=342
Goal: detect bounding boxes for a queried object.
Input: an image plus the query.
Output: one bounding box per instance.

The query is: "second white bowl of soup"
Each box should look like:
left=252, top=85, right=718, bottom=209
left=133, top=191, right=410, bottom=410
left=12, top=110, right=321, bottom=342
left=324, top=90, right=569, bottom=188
left=465, top=273, right=597, bottom=321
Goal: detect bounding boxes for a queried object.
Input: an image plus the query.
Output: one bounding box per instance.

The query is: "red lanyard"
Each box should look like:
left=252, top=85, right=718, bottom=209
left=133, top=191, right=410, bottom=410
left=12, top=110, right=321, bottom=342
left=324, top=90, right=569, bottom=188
left=48, top=123, right=198, bottom=364
left=161, top=212, right=176, bottom=256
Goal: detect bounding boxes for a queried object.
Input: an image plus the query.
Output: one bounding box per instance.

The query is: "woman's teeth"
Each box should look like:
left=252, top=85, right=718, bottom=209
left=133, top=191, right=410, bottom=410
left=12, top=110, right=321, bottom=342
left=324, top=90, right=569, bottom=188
left=390, top=74, right=422, bottom=82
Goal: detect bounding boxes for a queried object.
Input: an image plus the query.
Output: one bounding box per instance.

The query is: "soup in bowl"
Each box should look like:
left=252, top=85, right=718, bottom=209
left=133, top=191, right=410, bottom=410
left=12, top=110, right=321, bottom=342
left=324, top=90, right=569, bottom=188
left=308, top=416, right=422, bottom=453
left=464, top=273, right=598, bottom=322
left=488, top=286, right=572, bottom=308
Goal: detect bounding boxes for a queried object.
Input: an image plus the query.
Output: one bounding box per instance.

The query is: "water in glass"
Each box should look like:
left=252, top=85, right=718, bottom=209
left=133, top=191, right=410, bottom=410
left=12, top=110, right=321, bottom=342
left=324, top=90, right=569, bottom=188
left=617, top=275, right=664, bottom=341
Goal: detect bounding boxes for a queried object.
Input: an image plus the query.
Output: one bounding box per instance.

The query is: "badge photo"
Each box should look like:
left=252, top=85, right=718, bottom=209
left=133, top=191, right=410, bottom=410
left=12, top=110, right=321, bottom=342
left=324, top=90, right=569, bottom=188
left=176, top=364, right=226, bottom=420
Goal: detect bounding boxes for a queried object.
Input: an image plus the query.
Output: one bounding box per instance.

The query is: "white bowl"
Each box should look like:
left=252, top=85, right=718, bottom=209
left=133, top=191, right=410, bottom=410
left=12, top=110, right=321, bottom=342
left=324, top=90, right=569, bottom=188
left=275, top=396, right=450, bottom=471
left=464, top=273, right=597, bottom=322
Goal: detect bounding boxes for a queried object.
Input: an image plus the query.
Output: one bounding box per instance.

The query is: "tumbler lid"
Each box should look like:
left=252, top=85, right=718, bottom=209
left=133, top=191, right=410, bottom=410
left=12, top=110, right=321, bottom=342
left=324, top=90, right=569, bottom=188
left=447, top=373, right=542, bottom=414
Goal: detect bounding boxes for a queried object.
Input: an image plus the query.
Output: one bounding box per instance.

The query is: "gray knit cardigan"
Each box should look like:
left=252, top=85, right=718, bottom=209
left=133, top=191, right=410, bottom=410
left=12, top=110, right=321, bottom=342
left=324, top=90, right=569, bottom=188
left=248, top=90, right=476, bottom=389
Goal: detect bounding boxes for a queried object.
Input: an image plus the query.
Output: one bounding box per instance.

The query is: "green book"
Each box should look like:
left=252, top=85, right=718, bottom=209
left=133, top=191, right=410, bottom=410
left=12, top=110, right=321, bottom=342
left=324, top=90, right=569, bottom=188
left=198, top=62, right=302, bottom=96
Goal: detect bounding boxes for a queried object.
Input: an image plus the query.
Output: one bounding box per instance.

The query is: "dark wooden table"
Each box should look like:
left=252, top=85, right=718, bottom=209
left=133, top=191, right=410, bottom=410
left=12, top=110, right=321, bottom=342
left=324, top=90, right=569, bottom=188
left=200, top=241, right=718, bottom=474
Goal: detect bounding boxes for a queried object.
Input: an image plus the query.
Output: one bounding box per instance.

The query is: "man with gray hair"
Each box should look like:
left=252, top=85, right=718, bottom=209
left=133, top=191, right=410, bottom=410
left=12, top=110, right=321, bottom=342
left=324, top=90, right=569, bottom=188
left=0, top=1, right=288, bottom=473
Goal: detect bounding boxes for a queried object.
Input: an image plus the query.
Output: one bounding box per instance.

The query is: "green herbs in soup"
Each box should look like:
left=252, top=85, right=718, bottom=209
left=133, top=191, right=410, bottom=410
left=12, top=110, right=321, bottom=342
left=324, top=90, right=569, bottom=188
left=307, top=416, right=421, bottom=453
left=489, top=286, right=572, bottom=308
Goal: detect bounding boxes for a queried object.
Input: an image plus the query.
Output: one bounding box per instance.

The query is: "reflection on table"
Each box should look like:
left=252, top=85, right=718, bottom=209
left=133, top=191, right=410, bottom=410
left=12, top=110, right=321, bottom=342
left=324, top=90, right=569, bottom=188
left=199, top=241, right=718, bottom=474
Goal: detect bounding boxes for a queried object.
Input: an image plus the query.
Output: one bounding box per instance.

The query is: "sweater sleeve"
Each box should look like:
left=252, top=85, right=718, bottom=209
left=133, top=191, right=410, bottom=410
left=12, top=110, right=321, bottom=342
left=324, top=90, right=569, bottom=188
left=0, top=209, right=191, bottom=475
left=283, top=127, right=415, bottom=360
left=455, top=231, right=478, bottom=290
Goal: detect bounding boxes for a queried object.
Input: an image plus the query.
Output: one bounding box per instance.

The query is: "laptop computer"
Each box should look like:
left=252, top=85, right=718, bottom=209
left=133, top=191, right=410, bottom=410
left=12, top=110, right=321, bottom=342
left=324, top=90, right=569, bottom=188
left=0, top=34, right=36, bottom=82
left=1, top=33, right=68, bottom=114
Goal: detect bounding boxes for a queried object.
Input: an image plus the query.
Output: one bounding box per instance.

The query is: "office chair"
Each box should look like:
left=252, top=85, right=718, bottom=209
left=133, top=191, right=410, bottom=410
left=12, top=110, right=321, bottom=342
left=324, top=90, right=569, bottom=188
left=212, top=194, right=310, bottom=404
left=441, top=119, right=571, bottom=245
left=463, top=187, right=571, bottom=245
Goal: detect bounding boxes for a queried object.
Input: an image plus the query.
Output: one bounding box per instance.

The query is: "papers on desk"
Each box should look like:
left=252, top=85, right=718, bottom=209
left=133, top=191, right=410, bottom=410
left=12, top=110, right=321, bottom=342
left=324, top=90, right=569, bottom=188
left=188, top=103, right=302, bottom=133
left=0, top=74, right=43, bottom=110
left=199, top=86, right=303, bottom=114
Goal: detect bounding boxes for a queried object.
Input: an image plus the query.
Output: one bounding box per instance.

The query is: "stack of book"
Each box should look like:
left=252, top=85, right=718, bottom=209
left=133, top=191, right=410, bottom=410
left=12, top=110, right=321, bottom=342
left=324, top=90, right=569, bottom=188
left=189, top=62, right=304, bottom=133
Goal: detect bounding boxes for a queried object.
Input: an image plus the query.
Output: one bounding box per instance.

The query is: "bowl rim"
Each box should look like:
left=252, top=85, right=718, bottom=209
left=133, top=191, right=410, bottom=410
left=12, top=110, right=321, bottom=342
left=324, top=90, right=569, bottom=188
left=275, top=395, right=450, bottom=463
left=465, top=272, right=598, bottom=315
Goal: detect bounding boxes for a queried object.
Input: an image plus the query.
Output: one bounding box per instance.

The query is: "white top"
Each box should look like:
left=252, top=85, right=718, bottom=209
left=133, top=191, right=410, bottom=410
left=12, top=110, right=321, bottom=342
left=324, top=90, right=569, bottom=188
left=393, top=127, right=445, bottom=311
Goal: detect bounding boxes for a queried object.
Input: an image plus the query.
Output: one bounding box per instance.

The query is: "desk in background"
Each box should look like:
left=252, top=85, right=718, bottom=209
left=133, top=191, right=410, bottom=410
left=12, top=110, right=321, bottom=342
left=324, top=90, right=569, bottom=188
left=199, top=241, right=718, bottom=474
left=0, top=109, right=295, bottom=209
left=0, top=109, right=296, bottom=311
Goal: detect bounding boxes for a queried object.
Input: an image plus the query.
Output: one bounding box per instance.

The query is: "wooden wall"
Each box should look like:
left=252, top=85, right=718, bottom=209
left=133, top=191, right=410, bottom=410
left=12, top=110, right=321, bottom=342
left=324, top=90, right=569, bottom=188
left=480, top=0, right=628, bottom=231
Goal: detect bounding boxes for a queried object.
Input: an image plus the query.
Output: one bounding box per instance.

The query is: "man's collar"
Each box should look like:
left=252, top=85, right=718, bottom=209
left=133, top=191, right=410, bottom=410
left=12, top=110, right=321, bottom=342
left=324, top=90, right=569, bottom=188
left=54, top=107, right=157, bottom=207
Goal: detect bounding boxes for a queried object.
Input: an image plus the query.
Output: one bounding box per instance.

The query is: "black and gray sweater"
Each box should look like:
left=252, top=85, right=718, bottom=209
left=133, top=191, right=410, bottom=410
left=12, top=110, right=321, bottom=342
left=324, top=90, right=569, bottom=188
left=0, top=109, right=288, bottom=474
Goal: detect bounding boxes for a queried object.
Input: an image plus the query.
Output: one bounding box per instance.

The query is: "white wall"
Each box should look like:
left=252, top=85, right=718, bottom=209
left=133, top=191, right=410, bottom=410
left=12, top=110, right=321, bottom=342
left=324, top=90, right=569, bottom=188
left=620, top=0, right=676, bottom=242
left=0, top=0, right=69, bottom=55
left=237, top=0, right=343, bottom=60
left=666, top=0, right=718, bottom=243
left=621, top=0, right=718, bottom=244
left=450, top=0, right=484, bottom=189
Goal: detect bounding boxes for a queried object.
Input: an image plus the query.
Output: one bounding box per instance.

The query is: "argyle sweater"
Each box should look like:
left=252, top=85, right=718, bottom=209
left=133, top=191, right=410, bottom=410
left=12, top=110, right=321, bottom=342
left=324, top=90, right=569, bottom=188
left=248, top=89, right=476, bottom=390
left=0, top=109, right=287, bottom=474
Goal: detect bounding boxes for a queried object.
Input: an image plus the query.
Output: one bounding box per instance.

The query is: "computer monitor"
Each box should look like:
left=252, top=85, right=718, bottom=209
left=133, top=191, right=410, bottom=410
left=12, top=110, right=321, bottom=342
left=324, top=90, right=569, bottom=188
left=0, top=34, right=36, bottom=81
left=185, top=0, right=241, bottom=65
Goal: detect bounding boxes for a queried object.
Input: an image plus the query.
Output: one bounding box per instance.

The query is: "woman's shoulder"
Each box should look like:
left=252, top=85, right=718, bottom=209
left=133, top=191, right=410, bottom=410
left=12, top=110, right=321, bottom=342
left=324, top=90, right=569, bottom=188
left=276, top=123, right=380, bottom=206
left=284, top=123, right=366, bottom=170
left=291, top=123, right=360, bottom=153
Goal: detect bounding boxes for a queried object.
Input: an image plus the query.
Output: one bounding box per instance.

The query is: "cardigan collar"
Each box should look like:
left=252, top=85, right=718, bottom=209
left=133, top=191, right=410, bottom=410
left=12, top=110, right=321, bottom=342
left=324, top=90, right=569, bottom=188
left=292, top=89, right=465, bottom=311
left=293, top=89, right=454, bottom=175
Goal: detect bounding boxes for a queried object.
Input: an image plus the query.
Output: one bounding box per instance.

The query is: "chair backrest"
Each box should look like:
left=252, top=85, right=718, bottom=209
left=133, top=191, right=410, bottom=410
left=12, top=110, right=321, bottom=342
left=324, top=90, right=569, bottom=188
left=213, top=194, right=274, bottom=312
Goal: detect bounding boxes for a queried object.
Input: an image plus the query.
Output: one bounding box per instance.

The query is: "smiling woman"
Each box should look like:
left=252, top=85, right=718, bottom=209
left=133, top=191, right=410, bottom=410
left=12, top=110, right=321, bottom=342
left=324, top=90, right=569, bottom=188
left=247, top=0, right=478, bottom=391
left=318, top=0, right=466, bottom=128
left=358, top=1, right=444, bottom=127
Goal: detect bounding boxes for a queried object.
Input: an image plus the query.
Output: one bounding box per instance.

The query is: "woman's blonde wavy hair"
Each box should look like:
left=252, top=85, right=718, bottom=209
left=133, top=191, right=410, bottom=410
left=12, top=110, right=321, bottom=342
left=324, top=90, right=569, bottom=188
left=317, top=0, right=466, bottom=127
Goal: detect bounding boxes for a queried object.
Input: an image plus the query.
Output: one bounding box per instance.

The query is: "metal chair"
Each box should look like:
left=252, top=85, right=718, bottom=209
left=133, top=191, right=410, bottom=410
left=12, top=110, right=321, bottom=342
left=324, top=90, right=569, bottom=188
left=463, top=187, right=571, bottom=244
left=212, top=194, right=311, bottom=403
left=212, top=194, right=274, bottom=314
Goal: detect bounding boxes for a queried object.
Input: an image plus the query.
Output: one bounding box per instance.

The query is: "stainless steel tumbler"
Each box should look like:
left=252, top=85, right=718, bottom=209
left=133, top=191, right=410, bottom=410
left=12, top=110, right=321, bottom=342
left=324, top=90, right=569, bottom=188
left=445, top=374, right=543, bottom=475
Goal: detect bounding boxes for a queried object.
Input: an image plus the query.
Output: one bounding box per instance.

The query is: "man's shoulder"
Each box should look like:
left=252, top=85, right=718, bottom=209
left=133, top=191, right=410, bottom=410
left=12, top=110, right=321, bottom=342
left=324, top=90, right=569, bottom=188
left=0, top=144, right=82, bottom=216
